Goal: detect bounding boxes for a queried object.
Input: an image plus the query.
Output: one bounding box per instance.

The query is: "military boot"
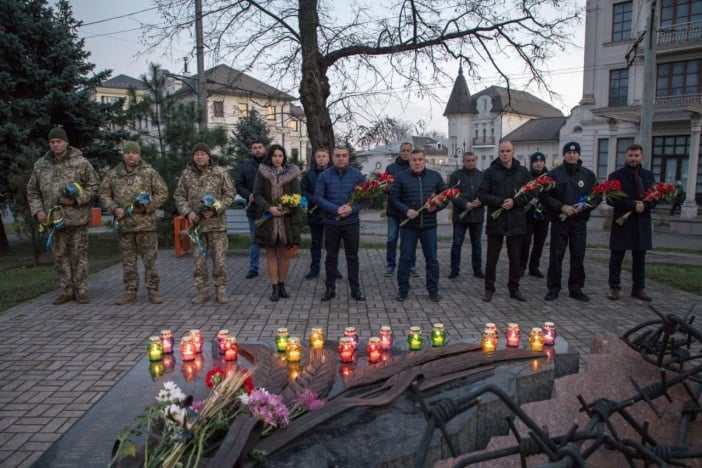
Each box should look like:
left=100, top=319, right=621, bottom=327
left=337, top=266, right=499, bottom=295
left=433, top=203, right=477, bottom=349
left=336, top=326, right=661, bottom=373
left=148, top=291, right=164, bottom=304
left=116, top=291, right=137, bottom=305
left=75, top=291, right=91, bottom=304
left=52, top=290, right=75, bottom=305
left=191, top=288, right=210, bottom=305
left=216, top=286, right=229, bottom=304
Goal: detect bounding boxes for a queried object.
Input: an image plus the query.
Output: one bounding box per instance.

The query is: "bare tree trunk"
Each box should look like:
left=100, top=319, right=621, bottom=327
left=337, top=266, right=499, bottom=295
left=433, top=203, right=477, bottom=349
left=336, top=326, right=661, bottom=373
left=0, top=217, right=8, bottom=251
left=298, top=0, right=335, bottom=152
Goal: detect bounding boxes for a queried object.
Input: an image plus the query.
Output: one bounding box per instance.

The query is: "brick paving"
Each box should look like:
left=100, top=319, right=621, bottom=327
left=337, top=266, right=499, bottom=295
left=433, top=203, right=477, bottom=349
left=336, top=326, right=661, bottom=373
left=1, top=229, right=701, bottom=466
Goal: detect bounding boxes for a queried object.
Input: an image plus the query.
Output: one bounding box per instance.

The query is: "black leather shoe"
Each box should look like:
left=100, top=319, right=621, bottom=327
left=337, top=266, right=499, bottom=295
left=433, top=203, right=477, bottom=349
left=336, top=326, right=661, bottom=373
left=395, top=293, right=408, bottom=302
left=245, top=270, right=258, bottom=279
left=448, top=271, right=459, bottom=279
left=305, top=271, right=319, bottom=280
left=510, top=290, right=527, bottom=302
left=351, top=289, right=366, bottom=301
left=482, top=291, right=493, bottom=302
left=569, top=290, right=590, bottom=302
left=269, top=284, right=279, bottom=302
left=544, top=289, right=559, bottom=301
left=321, top=287, right=335, bottom=302
left=278, top=282, right=291, bottom=299
left=529, top=269, right=545, bottom=278
left=428, top=292, right=441, bottom=302
left=474, top=271, right=485, bottom=279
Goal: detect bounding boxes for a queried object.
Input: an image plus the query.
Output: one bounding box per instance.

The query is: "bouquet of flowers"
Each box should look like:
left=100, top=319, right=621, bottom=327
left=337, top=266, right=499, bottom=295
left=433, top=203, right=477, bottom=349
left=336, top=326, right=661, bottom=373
left=255, top=193, right=303, bottom=227
left=39, top=182, right=84, bottom=252
left=558, top=179, right=627, bottom=221
left=615, top=181, right=675, bottom=225
left=491, top=174, right=555, bottom=220
left=400, top=186, right=461, bottom=227
left=111, top=366, right=326, bottom=467
left=336, top=172, right=394, bottom=220
left=185, top=194, right=223, bottom=257
left=125, top=192, right=151, bottom=217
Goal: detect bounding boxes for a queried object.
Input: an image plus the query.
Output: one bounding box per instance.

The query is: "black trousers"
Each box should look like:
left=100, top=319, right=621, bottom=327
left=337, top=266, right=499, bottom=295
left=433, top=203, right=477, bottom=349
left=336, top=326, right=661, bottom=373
left=546, top=219, right=587, bottom=292
left=324, top=223, right=360, bottom=290
left=520, top=215, right=549, bottom=273
left=484, top=235, right=522, bottom=293
left=609, top=249, right=647, bottom=291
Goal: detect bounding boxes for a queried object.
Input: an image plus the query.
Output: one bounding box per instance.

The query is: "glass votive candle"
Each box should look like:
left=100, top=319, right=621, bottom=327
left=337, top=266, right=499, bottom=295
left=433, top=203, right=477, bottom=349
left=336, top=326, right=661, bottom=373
left=338, top=337, right=356, bottom=362
left=344, top=327, right=359, bottom=348
left=485, top=322, right=499, bottom=339
left=189, top=329, right=203, bottom=354
left=543, top=322, right=557, bottom=346
left=275, top=328, right=289, bottom=352
left=379, top=326, right=393, bottom=350
left=216, top=329, right=229, bottom=354
left=309, top=327, right=325, bottom=350
left=160, top=329, right=174, bottom=354
left=529, top=327, right=545, bottom=352
left=481, top=329, right=498, bottom=352
left=179, top=336, right=196, bottom=362
left=223, top=336, right=238, bottom=361
left=286, top=337, right=302, bottom=363
left=407, top=326, right=423, bottom=351
left=147, top=336, right=163, bottom=361
left=366, top=337, right=383, bottom=363
left=506, top=323, right=521, bottom=348
left=431, top=323, right=447, bottom=347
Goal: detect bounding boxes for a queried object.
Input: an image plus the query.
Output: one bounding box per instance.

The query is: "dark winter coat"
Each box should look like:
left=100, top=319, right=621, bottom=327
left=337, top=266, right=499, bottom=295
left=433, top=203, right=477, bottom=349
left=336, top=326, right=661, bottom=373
left=315, top=165, right=366, bottom=226
left=541, top=161, right=598, bottom=223
left=389, top=168, right=447, bottom=230
left=607, top=165, right=656, bottom=251
left=253, top=164, right=302, bottom=248
left=477, top=158, right=531, bottom=237
left=235, top=156, right=263, bottom=219
left=384, top=156, right=410, bottom=218
left=448, top=167, right=485, bottom=224
left=300, top=164, right=326, bottom=225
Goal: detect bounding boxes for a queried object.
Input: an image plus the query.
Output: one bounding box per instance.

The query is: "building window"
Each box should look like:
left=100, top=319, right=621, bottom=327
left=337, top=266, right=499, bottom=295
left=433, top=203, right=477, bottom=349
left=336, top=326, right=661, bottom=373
left=612, top=1, right=633, bottom=42
left=267, top=106, right=276, bottom=120
left=597, top=139, right=609, bottom=180
left=657, top=59, right=701, bottom=97
left=609, top=69, right=629, bottom=106
left=660, top=0, right=702, bottom=27
left=213, top=101, right=224, bottom=118
left=289, top=120, right=299, bottom=132
left=238, top=103, right=248, bottom=117
left=616, top=137, right=634, bottom=168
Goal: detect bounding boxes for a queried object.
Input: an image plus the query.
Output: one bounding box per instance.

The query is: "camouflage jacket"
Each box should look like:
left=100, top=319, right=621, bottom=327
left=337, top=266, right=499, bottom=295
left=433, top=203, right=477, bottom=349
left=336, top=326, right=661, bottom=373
left=173, top=162, right=235, bottom=232
left=26, top=146, right=100, bottom=227
left=98, top=161, right=168, bottom=232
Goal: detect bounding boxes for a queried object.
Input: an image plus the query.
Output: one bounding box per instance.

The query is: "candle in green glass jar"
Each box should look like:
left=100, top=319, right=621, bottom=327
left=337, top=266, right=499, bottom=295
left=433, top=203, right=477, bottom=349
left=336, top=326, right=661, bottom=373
left=275, top=327, right=289, bottom=352
left=407, top=326, right=423, bottom=351
left=431, top=323, right=447, bottom=347
left=147, top=336, right=163, bottom=361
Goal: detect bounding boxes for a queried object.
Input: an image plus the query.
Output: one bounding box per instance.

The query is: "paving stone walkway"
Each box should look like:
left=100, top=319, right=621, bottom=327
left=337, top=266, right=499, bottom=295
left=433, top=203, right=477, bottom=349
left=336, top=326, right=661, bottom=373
left=1, top=230, right=701, bottom=466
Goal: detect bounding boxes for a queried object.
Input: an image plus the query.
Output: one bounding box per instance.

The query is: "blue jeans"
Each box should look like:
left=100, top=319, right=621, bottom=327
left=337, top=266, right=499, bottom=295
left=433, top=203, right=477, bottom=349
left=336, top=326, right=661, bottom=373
left=386, top=216, right=415, bottom=270
left=449, top=222, right=483, bottom=274
left=247, top=217, right=260, bottom=272
left=398, top=227, right=439, bottom=295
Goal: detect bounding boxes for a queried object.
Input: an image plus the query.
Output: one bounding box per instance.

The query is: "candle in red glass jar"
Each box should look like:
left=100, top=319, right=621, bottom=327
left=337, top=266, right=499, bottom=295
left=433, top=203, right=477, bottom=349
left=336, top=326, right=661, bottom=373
left=189, top=329, right=203, bottom=353
left=179, top=336, right=196, bottom=362
left=338, top=337, right=355, bottom=362
left=160, top=329, right=174, bottom=354
left=506, top=323, right=521, bottom=348
left=223, top=336, right=238, bottom=361
left=543, top=322, right=557, bottom=346
left=379, top=326, right=393, bottom=350
left=366, top=337, right=383, bottom=363
left=344, top=327, right=359, bottom=348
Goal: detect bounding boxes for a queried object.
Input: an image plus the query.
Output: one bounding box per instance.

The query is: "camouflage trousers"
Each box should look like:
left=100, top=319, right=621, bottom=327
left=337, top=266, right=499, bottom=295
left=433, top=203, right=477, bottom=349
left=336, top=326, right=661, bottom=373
left=118, top=231, right=159, bottom=292
left=52, top=226, right=89, bottom=294
left=193, top=231, right=228, bottom=289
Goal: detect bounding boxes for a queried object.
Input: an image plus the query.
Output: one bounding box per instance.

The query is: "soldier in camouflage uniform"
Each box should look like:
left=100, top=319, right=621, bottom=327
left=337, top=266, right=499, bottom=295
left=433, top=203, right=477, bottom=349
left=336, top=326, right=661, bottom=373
left=99, top=141, right=168, bottom=305
left=174, top=143, right=235, bottom=304
left=26, top=127, right=100, bottom=305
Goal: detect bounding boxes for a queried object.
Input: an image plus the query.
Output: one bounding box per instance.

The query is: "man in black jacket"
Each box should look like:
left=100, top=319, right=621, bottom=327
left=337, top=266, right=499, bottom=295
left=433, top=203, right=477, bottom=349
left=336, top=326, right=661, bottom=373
left=541, top=142, right=598, bottom=302
left=235, top=141, right=266, bottom=279
left=477, top=141, right=531, bottom=302
left=390, top=149, right=447, bottom=302
left=300, top=148, right=330, bottom=279
left=520, top=152, right=550, bottom=278
left=448, top=151, right=485, bottom=279
left=384, top=142, right=417, bottom=277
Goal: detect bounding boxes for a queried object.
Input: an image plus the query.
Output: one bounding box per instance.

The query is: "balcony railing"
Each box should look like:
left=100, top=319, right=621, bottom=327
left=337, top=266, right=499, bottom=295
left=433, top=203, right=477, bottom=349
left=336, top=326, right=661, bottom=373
left=473, top=136, right=496, bottom=146
left=658, top=20, right=702, bottom=46
left=655, top=93, right=702, bottom=105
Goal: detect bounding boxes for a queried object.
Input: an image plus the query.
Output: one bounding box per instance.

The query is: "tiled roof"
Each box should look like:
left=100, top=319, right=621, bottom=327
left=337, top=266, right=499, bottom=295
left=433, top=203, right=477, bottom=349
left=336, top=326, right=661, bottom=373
left=473, top=85, right=563, bottom=117
left=502, top=116, right=566, bottom=142
left=176, top=64, right=295, bottom=100
left=100, top=74, right=147, bottom=90
left=443, top=67, right=476, bottom=115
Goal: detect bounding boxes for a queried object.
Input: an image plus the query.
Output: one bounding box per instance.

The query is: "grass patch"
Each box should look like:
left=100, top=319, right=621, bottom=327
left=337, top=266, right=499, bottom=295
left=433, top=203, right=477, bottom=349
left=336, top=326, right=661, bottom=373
left=0, top=233, right=122, bottom=312
left=640, top=262, right=702, bottom=295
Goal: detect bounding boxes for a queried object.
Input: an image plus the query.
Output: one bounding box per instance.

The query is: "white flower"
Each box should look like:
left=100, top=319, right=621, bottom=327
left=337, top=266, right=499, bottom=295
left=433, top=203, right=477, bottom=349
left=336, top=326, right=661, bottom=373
left=163, top=403, right=188, bottom=427
left=157, top=381, right=185, bottom=403
left=237, top=393, right=250, bottom=405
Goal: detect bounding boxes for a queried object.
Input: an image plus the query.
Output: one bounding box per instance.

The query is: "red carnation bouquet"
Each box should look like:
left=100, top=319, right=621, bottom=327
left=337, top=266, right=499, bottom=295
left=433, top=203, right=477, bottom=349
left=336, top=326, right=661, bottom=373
left=615, top=181, right=675, bottom=225
left=400, top=186, right=461, bottom=226
left=559, top=179, right=627, bottom=221
left=336, top=171, right=394, bottom=220
left=491, top=174, right=555, bottom=219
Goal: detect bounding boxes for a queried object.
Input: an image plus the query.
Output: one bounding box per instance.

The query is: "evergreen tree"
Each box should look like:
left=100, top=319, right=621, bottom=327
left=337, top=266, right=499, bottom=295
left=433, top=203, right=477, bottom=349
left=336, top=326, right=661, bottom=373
left=0, top=0, right=113, bottom=252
